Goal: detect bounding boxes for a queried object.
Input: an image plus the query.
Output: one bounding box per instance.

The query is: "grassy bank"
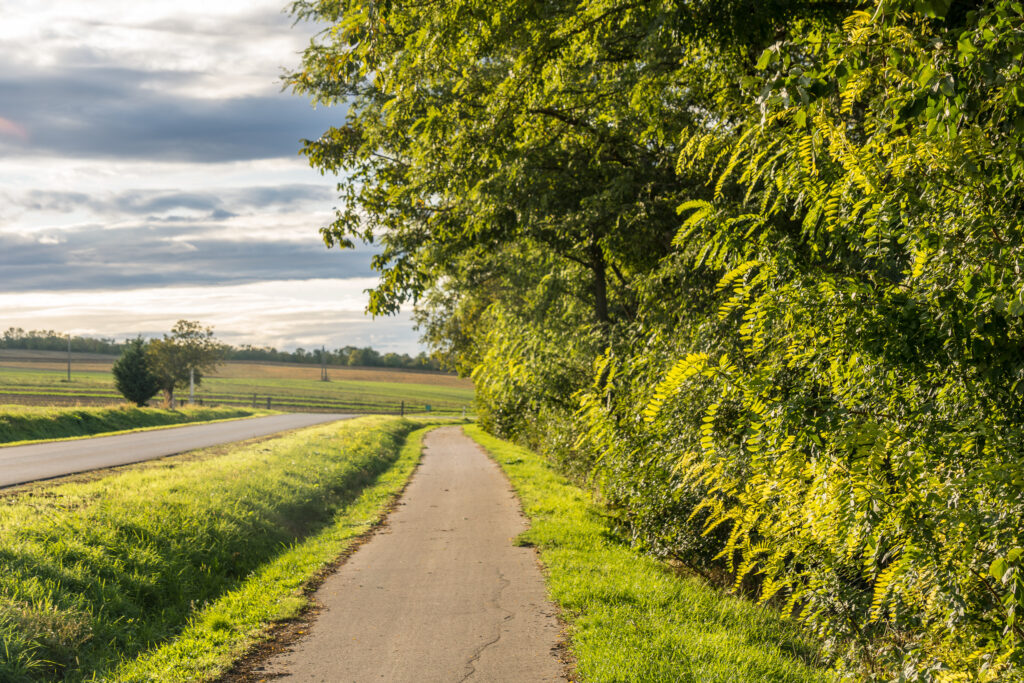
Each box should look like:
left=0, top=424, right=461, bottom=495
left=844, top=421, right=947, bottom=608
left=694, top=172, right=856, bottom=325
left=109, top=423, right=436, bottom=682
left=464, top=425, right=830, bottom=683
left=0, top=416, right=425, bottom=682
left=0, top=404, right=266, bottom=445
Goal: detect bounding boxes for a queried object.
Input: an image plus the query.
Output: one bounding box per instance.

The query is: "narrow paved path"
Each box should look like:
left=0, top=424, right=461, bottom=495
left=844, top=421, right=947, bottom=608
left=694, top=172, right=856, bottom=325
left=0, top=413, right=352, bottom=488
left=261, top=425, right=564, bottom=682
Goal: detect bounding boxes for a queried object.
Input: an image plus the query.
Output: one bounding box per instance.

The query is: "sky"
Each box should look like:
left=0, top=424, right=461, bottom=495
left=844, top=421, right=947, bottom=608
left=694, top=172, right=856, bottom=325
left=0, top=0, right=422, bottom=353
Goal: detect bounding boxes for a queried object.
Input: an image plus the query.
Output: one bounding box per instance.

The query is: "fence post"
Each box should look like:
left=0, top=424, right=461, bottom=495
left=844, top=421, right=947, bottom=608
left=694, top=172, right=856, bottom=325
left=252, top=393, right=257, bottom=408
left=400, top=400, right=404, bottom=417
left=266, top=397, right=271, bottom=410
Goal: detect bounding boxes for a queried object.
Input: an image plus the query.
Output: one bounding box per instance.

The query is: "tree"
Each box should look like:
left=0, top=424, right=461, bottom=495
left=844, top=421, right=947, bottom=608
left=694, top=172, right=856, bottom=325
left=147, top=320, right=224, bottom=407
left=289, top=0, right=1024, bottom=677
left=111, top=337, right=160, bottom=407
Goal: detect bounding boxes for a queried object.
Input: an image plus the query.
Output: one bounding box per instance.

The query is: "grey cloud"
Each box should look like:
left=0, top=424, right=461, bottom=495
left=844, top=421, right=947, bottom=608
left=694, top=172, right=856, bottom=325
left=0, top=65, right=342, bottom=162
left=17, top=184, right=333, bottom=218
left=0, top=223, right=376, bottom=292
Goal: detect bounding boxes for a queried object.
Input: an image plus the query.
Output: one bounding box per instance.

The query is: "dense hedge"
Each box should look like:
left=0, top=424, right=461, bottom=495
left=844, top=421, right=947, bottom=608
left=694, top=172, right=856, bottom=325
left=290, top=0, right=1024, bottom=678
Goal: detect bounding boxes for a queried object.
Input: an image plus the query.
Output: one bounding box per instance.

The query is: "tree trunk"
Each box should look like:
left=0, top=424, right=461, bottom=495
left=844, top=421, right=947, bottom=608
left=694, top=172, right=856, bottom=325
left=590, top=243, right=610, bottom=330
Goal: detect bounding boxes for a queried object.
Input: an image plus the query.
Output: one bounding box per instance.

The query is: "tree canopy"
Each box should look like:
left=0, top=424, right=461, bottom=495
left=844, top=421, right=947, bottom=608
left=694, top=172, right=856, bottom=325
left=291, top=0, right=1024, bottom=677
left=147, top=320, right=224, bottom=407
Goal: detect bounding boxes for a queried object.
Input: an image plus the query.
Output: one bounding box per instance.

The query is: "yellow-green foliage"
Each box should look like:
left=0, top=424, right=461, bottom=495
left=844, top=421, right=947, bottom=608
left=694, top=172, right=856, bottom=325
left=0, top=404, right=262, bottom=444
left=0, top=416, right=420, bottom=682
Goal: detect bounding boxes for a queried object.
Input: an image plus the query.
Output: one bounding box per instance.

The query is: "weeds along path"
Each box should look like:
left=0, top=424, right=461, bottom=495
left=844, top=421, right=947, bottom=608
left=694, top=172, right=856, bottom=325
left=258, top=425, right=566, bottom=682
left=0, top=413, right=352, bottom=488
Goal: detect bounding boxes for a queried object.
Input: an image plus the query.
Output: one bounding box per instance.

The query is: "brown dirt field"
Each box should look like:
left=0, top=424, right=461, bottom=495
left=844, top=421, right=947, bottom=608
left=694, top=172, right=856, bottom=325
left=0, top=360, right=114, bottom=373
left=0, top=351, right=473, bottom=389
left=209, top=362, right=473, bottom=388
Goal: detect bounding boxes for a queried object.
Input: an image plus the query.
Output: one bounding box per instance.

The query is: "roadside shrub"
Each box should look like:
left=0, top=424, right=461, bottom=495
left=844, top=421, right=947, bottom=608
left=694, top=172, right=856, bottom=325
left=111, top=337, right=160, bottom=407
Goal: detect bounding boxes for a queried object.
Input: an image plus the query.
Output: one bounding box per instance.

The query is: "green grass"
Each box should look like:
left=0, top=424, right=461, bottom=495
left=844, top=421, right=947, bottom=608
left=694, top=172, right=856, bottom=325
left=107, top=423, right=438, bottom=682
left=0, top=404, right=268, bottom=445
left=463, top=425, right=832, bottom=683
left=0, top=416, right=429, bottom=682
left=0, top=366, right=474, bottom=413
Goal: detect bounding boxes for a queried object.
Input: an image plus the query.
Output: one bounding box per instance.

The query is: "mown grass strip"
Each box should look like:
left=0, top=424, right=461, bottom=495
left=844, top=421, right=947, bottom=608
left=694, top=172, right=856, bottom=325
left=463, top=425, right=831, bottom=683
left=106, top=424, right=436, bottom=682
left=0, top=404, right=268, bottom=445
left=0, top=416, right=422, bottom=682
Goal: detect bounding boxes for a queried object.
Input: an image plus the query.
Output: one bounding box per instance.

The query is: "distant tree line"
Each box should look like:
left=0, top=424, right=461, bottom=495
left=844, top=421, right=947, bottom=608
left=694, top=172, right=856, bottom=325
left=1, top=328, right=123, bottom=354
left=0, top=327, right=441, bottom=371
left=229, top=344, right=441, bottom=370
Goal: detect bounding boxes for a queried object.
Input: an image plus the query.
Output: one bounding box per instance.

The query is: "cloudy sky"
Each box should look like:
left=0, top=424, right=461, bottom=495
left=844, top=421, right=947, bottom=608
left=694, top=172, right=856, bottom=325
left=0, top=0, right=420, bottom=352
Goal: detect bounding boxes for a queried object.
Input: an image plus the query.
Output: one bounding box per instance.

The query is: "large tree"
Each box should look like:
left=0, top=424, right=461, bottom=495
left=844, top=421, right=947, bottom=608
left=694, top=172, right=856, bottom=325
left=284, top=0, right=1024, bottom=678
left=147, top=320, right=223, bottom=407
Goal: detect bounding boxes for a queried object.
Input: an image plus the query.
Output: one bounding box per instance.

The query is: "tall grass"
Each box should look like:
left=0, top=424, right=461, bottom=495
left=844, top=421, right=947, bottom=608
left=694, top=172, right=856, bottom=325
left=0, top=404, right=262, bottom=445
left=0, top=416, right=419, bottom=682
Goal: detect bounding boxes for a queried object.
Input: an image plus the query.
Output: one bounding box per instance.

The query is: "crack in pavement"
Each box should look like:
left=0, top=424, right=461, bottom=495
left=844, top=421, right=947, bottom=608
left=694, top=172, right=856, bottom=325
left=459, top=569, right=514, bottom=682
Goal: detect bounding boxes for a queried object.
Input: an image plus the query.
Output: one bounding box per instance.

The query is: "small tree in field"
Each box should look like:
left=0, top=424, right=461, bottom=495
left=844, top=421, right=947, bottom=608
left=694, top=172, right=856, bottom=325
left=112, top=337, right=160, bottom=407
left=147, top=320, right=224, bottom=407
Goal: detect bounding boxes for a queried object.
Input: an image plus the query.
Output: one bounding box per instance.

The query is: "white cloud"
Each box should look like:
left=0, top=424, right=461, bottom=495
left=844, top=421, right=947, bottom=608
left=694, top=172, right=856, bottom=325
left=0, top=279, right=420, bottom=352
left=0, top=0, right=317, bottom=98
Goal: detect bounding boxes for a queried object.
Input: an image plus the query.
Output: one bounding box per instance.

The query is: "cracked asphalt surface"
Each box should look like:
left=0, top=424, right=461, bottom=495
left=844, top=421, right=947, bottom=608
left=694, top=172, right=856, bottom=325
left=260, top=426, right=565, bottom=682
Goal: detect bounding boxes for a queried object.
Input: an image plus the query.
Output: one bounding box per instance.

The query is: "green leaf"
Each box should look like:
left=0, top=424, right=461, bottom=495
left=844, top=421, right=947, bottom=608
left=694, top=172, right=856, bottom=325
left=917, top=66, right=938, bottom=87
left=992, top=557, right=1009, bottom=582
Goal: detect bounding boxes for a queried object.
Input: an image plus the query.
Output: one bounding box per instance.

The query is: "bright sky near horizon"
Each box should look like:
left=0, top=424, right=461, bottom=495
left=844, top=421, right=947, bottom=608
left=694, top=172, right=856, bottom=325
left=0, top=0, right=421, bottom=352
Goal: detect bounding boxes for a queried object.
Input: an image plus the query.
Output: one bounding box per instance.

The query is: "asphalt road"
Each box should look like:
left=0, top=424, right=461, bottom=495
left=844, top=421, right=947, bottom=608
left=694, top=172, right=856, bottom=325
left=260, top=425, right=565, bottom=682
left=0, top=413, right=352, bottom=488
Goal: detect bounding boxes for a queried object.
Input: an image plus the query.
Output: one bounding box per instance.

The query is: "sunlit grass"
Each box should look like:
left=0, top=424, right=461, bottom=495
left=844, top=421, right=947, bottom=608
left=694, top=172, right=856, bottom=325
left=0, top=416, right=425, bottom=682
left=0, top=404, right=266, bottom=445
left=108, top=423, right=437, bottom=682
left=464, top=425, right=832, bottom=683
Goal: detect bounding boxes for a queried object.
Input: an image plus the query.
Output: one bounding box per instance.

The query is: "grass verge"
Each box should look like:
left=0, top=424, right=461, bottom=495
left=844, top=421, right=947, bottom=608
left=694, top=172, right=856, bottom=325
left=463, top=425, right=831, bottom=683
left=106, top=422, right=438, bottom=682
left=0, top=404, right=269, bottom=445
left=0, top=416, right=427, bottom=682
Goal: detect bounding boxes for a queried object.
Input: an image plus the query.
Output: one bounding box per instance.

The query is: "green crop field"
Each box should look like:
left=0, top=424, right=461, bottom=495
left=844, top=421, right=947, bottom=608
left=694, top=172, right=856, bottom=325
left=0, top=351, right=475, bottom=414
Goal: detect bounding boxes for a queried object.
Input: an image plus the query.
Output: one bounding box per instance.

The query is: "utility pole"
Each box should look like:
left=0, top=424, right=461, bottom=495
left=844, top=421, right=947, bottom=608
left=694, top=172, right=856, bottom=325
left=189, top=367, right=195, bottom=405
left=320, top=345, right=328, bottom=382
left=66, top=333, right=71, bottom=382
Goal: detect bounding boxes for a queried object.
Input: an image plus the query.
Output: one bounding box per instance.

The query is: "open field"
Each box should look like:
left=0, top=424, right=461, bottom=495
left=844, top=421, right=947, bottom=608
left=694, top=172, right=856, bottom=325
left=0, top=350, right=475, bottom=414
left=465, top=426, right=830, bottom=682
left=0, top=416, right=431, bottom=682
